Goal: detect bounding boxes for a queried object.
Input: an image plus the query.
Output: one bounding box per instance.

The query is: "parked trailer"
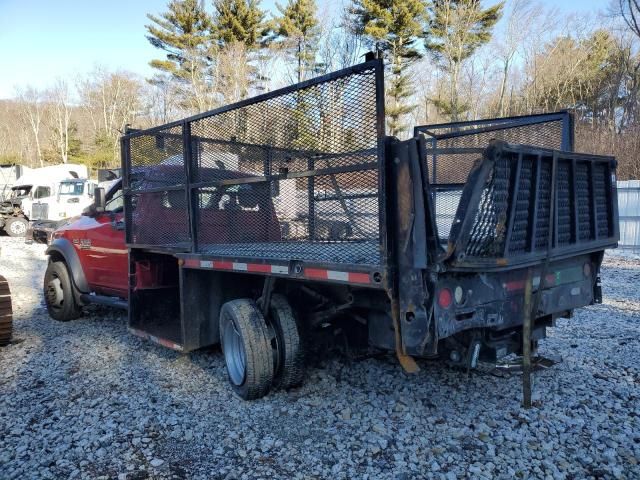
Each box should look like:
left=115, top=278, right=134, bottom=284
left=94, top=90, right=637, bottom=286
left=44, top=59, right=618, bottom=399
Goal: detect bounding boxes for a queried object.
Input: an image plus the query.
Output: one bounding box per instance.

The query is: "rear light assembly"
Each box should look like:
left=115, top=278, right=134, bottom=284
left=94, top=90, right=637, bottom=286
left=437, top=288, right=453, bottom=309
left=454, top=286, right=466, bottom=305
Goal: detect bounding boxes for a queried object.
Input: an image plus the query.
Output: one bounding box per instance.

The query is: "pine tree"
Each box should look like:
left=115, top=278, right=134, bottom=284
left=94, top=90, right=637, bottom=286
left=213, top=0, right=266, bottom=49
left=426, top=0, right=503, bottom=120
left=350, top=0, right=429, bottom=137
left=272, top=0, right=321, bottom=83
left=146, top=0, right=213, bottom=78
left=145, top=0, right=217, bottom=112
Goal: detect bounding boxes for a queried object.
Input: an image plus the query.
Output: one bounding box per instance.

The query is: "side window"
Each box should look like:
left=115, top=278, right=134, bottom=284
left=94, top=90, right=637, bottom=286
left=33, top=186, right=51, bottom=199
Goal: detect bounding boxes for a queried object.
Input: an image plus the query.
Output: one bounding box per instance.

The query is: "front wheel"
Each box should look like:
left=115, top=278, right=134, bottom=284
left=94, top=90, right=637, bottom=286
left=5, top=217, right=28, bottom=237
left=44, top=261, right=82, bottom=321
left=219, top=299, right=274, bottom=400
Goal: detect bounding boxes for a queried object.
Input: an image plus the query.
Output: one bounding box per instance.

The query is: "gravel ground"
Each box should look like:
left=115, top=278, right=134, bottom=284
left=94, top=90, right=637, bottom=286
left=0, top=236, right=639, bottom=480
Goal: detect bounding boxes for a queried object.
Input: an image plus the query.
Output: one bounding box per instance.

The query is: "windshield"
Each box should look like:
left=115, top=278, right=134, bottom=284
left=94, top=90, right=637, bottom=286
left=11, top=186, right=31, bottom=198
left=59, top=182, right=84, bottom=195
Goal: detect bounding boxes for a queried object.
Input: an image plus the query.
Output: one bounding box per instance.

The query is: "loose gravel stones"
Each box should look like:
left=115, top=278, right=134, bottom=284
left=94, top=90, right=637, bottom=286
left=0, top=237, right=639, bottom=479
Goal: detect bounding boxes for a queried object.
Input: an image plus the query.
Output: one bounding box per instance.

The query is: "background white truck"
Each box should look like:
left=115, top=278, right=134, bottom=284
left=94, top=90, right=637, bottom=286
left=0, top=164, right=93, bottom=236
left=0, top=164, right=32, bottom=202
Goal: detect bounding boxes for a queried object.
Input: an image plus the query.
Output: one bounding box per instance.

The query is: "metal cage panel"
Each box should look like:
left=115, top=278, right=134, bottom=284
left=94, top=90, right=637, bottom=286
left=123, top=60, right=385, bottom=267
left=414, top=112, right=573, bottom=245
left=448, top=142, right=618, bottom=268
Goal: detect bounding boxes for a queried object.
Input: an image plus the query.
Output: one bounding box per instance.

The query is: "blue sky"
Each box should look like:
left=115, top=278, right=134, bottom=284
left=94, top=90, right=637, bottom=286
left=0, top=0, right=610, bottom=99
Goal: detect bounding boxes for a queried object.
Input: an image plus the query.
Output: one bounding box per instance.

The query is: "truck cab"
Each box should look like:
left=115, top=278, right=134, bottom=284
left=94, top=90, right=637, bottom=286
left=25, top=178, right=98, bottom=222
left=44, top=180, right=128, bottom=320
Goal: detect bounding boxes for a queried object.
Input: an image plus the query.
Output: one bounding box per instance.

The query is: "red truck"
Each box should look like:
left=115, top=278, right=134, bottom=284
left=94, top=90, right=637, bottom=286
left=44, top=59, right=619, bottom=400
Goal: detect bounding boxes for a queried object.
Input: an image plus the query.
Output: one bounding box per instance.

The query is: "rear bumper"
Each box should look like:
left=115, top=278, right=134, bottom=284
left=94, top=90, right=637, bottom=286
left=434, top=255, right=598, bottom=339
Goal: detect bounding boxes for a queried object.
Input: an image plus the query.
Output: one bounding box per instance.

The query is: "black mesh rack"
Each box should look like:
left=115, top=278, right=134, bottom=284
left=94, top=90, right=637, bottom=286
left=445, top=141, right=618, bottom=269
left=414, top=112, right=574, bottom=245
left=122, top=60, right=386, bottom=272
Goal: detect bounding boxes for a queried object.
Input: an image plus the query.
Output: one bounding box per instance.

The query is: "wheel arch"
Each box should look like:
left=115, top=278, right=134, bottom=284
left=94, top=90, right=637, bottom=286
left=46, top=238, right=90, bottom=293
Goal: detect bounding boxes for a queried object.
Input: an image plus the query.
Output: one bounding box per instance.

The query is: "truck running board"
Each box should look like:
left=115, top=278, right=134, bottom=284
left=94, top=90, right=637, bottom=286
left=80, top=294, right=127, bottom=310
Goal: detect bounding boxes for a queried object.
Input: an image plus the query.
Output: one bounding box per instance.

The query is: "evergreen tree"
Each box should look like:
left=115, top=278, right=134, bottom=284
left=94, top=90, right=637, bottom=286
left=213, top=0, right=266, bottom=49
left=145, top=0, right=217, bottom=112
left=426, top=0, right=503, bottom=120
left=272, top=0, right=321, bottom=83
left=350, top=0, right=429, bottom=137
left=146, top=0, right=214, bottom=79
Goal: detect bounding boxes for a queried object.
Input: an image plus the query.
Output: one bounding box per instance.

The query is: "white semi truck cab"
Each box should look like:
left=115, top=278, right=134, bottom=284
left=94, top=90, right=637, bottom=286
left=0, top=164, right=92, bottom=237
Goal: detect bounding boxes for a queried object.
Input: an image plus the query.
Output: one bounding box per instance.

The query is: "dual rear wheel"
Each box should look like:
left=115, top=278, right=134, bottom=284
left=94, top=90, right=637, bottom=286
left=219, top=295, right=305, bottom=400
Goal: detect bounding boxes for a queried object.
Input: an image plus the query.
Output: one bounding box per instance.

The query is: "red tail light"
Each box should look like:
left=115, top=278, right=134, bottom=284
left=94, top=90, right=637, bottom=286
left=438, top=288, right=453, bottom=309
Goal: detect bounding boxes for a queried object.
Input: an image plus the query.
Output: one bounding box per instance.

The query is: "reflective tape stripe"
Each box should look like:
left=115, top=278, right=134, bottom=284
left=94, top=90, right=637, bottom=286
left=327, top=270, right=349, bottom=282
left=183, top=260, right=367, bottom=284
left=348, top=272, right=371, bottom=284
left=304, top=268, right=370, bottom=284
left=184, top=259, right=289, bottom=275
left=212, top=260, right=233, bottom=270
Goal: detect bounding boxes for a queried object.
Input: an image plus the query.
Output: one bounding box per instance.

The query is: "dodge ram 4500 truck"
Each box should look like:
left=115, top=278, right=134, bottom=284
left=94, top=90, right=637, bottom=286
left=44, top=59, right=618, bottom=400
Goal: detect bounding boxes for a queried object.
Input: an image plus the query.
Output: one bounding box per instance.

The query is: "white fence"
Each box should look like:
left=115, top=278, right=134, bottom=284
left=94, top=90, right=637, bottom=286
left=618, top=180, right=640, bottom=253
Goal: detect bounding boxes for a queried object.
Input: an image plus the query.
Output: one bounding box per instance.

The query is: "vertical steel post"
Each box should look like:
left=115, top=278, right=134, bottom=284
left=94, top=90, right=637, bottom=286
left=522, top=267, right=533, bottom=409
left=183, top=121, right=197, bottom=253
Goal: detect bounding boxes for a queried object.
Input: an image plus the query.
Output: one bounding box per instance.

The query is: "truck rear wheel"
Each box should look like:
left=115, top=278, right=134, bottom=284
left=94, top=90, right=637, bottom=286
left=44, top=261, right=82, bottom=322
left=0, top=275, right=12, bottom=346
left=219, top=299, right=274, bottom=400
left=268, top=294, right=305, bottom=389
left=5, top=217, right=28, bottom=237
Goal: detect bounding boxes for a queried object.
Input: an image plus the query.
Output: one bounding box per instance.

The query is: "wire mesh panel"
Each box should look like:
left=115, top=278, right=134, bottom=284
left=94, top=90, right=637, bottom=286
left=125, top=190, right=191, bottom=248
left=415, top=113, right=571, bottom=245
left=449, top=143, right=617, bottom=266
left=187, top=62, right=382, bottom=265
left=128, top=125, right=185, bottom=190
left=464, top=156, right=512, bottom=258
left=123, top=60, right=385, bottom=265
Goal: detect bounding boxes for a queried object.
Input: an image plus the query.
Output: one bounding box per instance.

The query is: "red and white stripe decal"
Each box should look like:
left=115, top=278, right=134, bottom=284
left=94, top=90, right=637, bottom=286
left=183, top=259, right=370, bottom=284
left=304, top=268, right=370, bottom=284
left=183, top=258, right=289, bottom=275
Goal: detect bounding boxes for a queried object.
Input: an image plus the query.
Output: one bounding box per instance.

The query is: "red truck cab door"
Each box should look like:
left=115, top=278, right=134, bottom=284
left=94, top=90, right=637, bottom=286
left=80, top=185, right=128, bottom=298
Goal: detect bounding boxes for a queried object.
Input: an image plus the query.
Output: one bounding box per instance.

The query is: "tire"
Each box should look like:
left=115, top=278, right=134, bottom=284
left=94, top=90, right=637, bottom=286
left=219, top=299, right=274, bottom=400
left=5, top=217, right=28, bottom=237
left=0, top=275, right=12, bottom=346
left=43, top=261, right=82, bottom=321
left=268, top=294, right=305, bottom=389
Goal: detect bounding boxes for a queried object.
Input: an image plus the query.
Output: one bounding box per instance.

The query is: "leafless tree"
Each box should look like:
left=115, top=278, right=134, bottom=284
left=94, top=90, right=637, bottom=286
left=494, top=0, right=544, bottom=116
left=619, top=0, right=640, bottom=38
left=48, top=79, right=72, bottom=163
left=16, top=87, right=46, bottom=167
left=77, top=68, right=144, bottom=159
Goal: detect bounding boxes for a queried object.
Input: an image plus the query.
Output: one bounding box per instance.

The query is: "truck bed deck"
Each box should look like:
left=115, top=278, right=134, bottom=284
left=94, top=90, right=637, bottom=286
left=198, top=241, right=380, bottom=265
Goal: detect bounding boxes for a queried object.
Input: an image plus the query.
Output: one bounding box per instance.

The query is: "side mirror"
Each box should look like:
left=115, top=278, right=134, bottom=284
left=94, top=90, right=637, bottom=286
left=94, top=187, right=106, bottom=213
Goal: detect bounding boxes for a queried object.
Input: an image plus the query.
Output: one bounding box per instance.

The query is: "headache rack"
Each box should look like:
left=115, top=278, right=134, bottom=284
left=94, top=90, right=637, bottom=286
left=121, top=59, right=387, bottom=283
